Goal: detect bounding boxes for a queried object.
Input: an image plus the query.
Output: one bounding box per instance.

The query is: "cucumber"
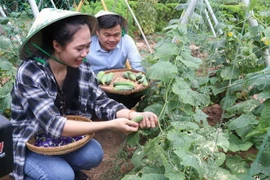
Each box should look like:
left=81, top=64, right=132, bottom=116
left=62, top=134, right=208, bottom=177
left=137, top=75, right=145, bottom=84
left=128, top=73, right=136, bottom=81
left=122, top=71, right=129, bottom=79
left=105, top=72, right=114, bottom=85
left=113, top=81, right=135, bottom=88
left=96, top=71, right=105, bottom=83
left=142, top=79, right=149, bottom=87
left=101, top=73, right=108, bottom=85
left=114, top=85, right=134, bottom=91
left=131, top=116, right=143, bottom=123
left=135, top=73, right=143, bottom=80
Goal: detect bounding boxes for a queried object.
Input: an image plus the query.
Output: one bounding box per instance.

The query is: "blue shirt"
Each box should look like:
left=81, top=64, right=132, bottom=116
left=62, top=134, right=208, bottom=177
left=10, top=60, right=126, bottom=179
left=86, top=34, right=145, bottom=74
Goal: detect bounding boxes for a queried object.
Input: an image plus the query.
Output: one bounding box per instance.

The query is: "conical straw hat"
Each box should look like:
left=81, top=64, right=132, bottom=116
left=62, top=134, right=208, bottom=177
left=95, top=10, right=128, bottom=33
left=19, top=8, right=97, bottom=60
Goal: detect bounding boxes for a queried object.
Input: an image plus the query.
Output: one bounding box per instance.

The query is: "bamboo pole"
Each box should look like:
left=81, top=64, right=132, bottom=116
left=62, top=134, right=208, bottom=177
left=123, top=0, right=153, bottom=54
left=100, top=0, right=108, bottom=11
left=76, top=0, right=85, bottom=12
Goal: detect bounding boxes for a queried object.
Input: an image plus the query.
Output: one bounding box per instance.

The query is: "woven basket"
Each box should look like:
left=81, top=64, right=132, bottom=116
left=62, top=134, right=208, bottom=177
left=26, top=115, right=95, bottom=155
left=99, top=68, right=150, bottom=95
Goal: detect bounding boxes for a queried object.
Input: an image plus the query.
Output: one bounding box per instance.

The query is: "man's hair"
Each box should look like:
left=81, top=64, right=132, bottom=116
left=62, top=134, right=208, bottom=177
left=97, top=15, right=124, bottom=29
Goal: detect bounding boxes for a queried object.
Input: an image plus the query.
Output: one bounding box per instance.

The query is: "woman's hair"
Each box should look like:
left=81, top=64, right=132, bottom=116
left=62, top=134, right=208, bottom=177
left=41, top=15, right=93, bottom=55
left=97, top=15, right=124, bottom=30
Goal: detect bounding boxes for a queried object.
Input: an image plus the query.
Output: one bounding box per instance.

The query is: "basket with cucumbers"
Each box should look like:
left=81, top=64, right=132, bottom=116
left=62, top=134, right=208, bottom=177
left=96, top=69, right=150, bottom=95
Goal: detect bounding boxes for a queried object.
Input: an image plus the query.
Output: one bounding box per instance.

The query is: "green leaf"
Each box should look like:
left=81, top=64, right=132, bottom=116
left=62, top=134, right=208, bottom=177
left=144, top=103, right=163, bottom=116
left=226, top=99, right=261, bottom=114
left=249, top=25, right=264, bottom=37
left=211, top=167, right=239, bottom=180
left=257, top=91, right=270, bottom=101
left=172, top=78, right=210, bottom=106
left=220, top=67, right=240, bottom=80
left=130, top=146, right=144, bottom=167
left=211, top=85, right=226, bottom=95
left=178, top=51, right=202, bottom=70
left=227, top=114, right=258, bottom=131
left=248, top=0, right=258, bottom=11
left=127, top=131, right=140, bottom=147
left=164, top=172, right=185, bottom=180
left=147, top=61, right=177, bottom=83
left=196, top=76, right=209, bottom=85
left=0, top=61, right=13, bottom=71
left=167, top=130, right=194, bottom=151
left=228, top=134, right=253, bottom=152
left=214, top=152, right=226, bottom=166
left=226, top=155, right=249, bottom=175
left=171, top=121, right=199, bottom=131
left=210, top=77, right=219, bottom=85
left=259, top=99, right=270, bottom=127
left=264, top=27, right=270, bottom=40
left=260, top=143, right=270, bottom=166
left=246, top=73, right=270, bottom=91
left=193, top=109, right=208, bottom=126
left=0, top=36, right=12, bottom=50
left=121, top=175, right=140, bottom=180
left=154, top=42, right=179, bottom=61
left=246, top=127, right=268, bottom=139
left=174, top=149, right=203, bottom=179
left=220, top=95, right=237, bottom=110
left=250, top=162, right=270, bottom=177
left=140, top=173, right=166, bottom=180
left=0, top=95, right=11, bottom=111
left=0, top=80, right=14, bottom=98
left=0, top=17, right=9, bottom=25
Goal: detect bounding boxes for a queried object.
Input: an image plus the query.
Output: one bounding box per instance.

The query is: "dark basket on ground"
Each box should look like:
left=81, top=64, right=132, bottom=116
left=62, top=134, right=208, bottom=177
left=26, top=115, right=94, bottom=155
left=99, top=68, right=150, bottom=95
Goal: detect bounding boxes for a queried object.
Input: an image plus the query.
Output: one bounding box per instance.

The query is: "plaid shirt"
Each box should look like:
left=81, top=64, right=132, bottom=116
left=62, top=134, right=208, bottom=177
left=10, top=60, right=126, bottom=179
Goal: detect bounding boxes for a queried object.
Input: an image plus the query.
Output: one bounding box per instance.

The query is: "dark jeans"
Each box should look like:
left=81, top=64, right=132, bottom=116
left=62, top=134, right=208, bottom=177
left=105, top=92, right=144, bottom=109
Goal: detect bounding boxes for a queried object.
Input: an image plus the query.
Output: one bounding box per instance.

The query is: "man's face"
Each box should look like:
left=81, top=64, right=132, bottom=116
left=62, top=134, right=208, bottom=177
left=96, top=24, right=122, bottom=51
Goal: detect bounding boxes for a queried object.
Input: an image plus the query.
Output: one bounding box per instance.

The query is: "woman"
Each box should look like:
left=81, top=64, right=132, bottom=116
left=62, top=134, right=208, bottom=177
left=10, top=8, right=158, bottom=180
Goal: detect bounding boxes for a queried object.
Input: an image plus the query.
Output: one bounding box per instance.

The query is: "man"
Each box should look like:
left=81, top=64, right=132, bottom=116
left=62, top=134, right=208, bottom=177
left=86, top=10, right=145, bottom=74
left=86, top=10, right=146, bottom=109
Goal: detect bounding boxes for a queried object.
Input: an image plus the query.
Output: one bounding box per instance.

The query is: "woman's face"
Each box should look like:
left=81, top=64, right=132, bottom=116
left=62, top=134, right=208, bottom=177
left=96, top=24, right=122, bottom=51
left=56, top=25, right=91, bottom=68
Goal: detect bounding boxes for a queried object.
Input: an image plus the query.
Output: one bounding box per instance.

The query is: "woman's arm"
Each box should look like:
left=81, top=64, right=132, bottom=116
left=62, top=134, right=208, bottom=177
left=62, top=118, right=139, bottom=137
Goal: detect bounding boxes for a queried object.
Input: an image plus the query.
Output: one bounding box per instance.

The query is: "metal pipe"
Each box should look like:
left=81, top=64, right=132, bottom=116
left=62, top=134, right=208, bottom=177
left=124, top=0, right=152, bottom=53
left=204, top=9, right=216, bottom=37
left=172, top=0, right=198, bottom=43
left=179, top=0, right=198, bottom=24
left=49, top=0, right=56, bottom=8
left=204, top=0, right=223, bottom=35
left=28, top=0, right=40, bottom=18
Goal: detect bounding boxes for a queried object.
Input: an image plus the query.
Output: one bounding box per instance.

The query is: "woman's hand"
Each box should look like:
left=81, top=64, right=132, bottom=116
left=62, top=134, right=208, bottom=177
left=111, top=118, right=139, bottom=132
left=130, top=111, right=158, bottom=129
